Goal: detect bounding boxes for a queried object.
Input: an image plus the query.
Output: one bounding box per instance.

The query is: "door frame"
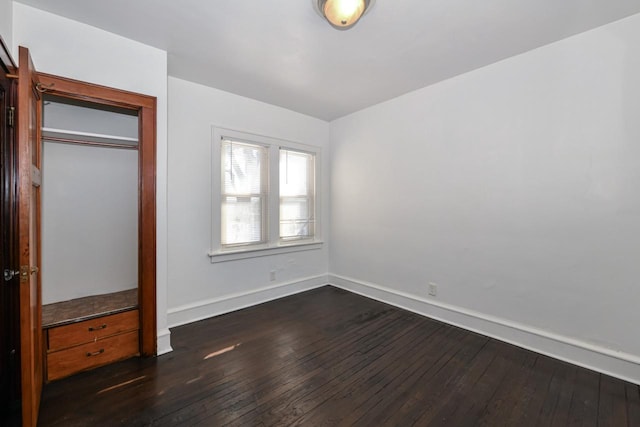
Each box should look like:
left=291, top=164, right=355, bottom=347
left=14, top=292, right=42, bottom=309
left=0, top=35, right=20, bottom=423
left=37, top=73, right=158, bottom=356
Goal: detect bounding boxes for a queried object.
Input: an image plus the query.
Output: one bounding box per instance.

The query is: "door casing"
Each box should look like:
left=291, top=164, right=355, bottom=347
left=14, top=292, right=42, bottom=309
left=36, top=72, right=158, bottom=357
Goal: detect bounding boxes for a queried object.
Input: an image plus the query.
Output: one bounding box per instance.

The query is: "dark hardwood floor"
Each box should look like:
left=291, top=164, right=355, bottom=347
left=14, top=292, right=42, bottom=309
left=38, top=286, right=640, bottom=426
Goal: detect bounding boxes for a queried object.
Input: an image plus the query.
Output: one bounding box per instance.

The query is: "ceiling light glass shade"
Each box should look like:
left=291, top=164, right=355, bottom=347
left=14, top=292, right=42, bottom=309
left=318, top=0, right=371, bottom=30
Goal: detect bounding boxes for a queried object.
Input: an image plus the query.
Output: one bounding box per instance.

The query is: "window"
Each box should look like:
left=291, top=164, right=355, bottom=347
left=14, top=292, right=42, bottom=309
left=221, top=140, right=268, bottom=247
left=210, top=128, right=321, bottom=261
left=280, top=149, right=315, bottom=241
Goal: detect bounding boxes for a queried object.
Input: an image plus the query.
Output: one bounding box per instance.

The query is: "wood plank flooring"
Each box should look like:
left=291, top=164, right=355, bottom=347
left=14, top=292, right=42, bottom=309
left=37, top=286, right=640, bottom=426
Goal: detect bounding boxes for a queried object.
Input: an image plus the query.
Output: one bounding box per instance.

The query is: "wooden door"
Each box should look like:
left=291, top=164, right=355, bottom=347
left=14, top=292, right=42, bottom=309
left=17, top=46, right=42, bottom=427
left=1, top=36, right=20, bottom=424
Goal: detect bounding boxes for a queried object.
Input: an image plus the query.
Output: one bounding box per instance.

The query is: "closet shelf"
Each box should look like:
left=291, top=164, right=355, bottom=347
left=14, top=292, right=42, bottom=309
left=42, top=288, right=138, bottom=329
left=42, top=127, right=139, bottom=149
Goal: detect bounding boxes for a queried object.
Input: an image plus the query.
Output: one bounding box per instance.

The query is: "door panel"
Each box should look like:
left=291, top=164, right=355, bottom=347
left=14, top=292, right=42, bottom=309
left=17, top=46, right=42, bottom=427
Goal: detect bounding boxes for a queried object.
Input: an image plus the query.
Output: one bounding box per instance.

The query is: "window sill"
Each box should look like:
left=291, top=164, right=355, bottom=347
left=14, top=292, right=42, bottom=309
left=208, top=241, right=324, bottom=264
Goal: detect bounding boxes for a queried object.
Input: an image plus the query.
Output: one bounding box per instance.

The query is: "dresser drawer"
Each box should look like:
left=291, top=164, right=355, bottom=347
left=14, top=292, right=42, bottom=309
left=47, top=310, right=139, bottom=351
left=47, top=330, right=139, bottom=381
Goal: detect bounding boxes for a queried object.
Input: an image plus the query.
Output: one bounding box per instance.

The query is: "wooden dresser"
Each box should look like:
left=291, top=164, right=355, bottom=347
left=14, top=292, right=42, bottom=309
left=42, top=289, right=139, bottom=382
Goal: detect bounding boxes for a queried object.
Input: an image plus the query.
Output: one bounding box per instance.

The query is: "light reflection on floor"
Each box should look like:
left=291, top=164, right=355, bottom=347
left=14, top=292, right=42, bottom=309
left=204, top=343, right=242, bottom=360
left=186, top=375, right=203, bottom=384
left=96, top=375, right=146, bottom=395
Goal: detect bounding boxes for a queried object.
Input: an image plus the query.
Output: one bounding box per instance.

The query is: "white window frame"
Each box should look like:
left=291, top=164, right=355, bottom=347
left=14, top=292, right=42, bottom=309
left=209, top=127, right=322, bottom=263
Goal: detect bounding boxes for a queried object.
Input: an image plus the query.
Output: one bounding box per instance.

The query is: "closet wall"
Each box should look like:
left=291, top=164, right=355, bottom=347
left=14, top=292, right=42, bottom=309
left=42, top=99, right=139, bottom=304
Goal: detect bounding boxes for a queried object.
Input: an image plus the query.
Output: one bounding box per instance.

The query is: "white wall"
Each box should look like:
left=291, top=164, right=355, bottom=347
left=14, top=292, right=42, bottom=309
left=13, top=3, right=171, bottom=353
left=41, top=100, right=139, bottom=304
left=41, top=143, right=138, bottom=304
left=167, top=77, right=330, bottom=326
left=330, top=14, right=640, bottom=383
left=0, top=0, right=11, bottom=49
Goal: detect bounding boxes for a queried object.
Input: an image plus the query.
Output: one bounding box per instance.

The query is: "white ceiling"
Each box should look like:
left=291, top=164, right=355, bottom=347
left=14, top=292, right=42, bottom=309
left=15, top=0, right=640, bottom=121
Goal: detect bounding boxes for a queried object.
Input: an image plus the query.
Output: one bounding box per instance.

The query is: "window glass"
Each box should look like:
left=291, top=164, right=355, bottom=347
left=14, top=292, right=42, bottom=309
left=221, top=140, right=267, bottom=246
left=280, top=149, right=315, bottom=240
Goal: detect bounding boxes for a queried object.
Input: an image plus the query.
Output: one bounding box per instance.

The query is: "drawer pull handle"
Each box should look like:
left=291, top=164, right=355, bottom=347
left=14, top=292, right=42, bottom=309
left=87, top=349, right=105, bottom=357
left=88, top=324, right=107, bottom=332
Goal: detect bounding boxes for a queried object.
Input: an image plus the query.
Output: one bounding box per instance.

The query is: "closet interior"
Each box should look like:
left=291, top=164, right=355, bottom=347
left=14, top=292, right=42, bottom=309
left=36, top=75, right=157, bottom=382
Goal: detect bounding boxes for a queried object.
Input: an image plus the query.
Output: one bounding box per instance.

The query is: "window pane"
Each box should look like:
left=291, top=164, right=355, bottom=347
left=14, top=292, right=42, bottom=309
left=280, top=149, right=315, bottom=240
left=223, top=141, right=265, bottom=195
left=281, top=196, right=310, bottom=220
left=222, top=196, right=264, bottom=245
left=280, top=150, right=311, bottom=197
left=221, top=139, right=267, bottom=246
left=280, top=197, right=314, bottom=239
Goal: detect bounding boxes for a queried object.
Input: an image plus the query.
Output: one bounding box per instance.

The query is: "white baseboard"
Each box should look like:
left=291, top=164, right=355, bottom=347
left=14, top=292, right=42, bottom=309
left=329, top=274, right=640, bottom=385
left=167, top=274, right=329, bottom=328
left=156, top=328, right=173, bottom=356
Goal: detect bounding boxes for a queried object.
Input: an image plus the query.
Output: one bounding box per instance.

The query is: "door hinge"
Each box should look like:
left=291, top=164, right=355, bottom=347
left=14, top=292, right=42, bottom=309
left=20, top=265, right=38, bottom=282
left=7, top=106, right=15, bottom=128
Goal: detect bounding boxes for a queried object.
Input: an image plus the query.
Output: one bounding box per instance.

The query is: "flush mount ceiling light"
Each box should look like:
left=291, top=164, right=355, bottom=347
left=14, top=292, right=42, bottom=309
left=316, top=0, right=375, bottom=30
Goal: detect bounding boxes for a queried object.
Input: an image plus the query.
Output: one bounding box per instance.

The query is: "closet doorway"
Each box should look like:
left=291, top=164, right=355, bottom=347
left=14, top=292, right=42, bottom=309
left=37, top=73, right=157, bottom=379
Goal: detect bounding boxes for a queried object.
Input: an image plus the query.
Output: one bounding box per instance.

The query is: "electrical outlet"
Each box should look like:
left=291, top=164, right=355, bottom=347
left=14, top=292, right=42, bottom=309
left=428, top=282, right=438, bottom=297
left=270, top=271, right=276, bottom=281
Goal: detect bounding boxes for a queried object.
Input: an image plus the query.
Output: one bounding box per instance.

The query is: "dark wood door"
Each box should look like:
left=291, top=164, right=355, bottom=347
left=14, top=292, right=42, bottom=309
left=16, top=46, right=42, bottom=427
left=0, top=37, right=20, bottom=425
